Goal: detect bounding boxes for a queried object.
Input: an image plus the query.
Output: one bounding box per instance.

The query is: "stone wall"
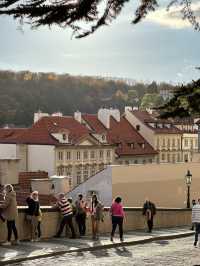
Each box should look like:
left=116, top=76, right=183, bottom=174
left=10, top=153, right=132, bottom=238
left=0, top=207, right=192, bottom=242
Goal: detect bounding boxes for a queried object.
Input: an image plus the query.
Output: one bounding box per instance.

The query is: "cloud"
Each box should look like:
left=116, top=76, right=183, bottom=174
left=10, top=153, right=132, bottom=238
left=146, top=2, right=200, bottom=29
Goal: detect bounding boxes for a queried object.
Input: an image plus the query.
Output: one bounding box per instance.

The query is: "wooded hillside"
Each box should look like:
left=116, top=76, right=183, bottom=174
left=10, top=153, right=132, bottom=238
left=0, top=70, right=176, bottom=126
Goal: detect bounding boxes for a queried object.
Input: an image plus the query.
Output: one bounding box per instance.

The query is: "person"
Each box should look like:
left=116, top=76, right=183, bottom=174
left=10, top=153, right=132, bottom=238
left=37, top=208, right=42, bottom=240
left=142, top=199, right=156, bottom=233
left=90, top=194, right=104, bottom=240
left=192, top=198, right=200, bottom=247
left=26, top=191, right=40, bottom=241
left=0, top=184, right=19, bottom=245
left=110, top=197, right=125, bottom=242
left=54, top=193, right=76, bottom=238
left=191, top=199, right=196, bottom=230
left=75, top=194, right=87, bottom=237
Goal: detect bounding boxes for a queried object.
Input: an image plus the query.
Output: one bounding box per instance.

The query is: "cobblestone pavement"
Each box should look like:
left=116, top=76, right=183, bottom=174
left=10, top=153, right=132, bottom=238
left=9, top=236, right=200, bottom=266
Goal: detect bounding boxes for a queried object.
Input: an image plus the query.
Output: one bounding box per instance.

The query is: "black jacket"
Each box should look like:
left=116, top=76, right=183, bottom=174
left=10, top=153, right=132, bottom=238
left=142, top=201, right=156, bottom=216
left=26, top=197, right=40, bottom=216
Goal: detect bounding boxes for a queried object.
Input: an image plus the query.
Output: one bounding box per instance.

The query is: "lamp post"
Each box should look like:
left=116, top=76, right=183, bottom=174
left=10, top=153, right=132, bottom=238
left=185, top=170, right=192, bottom=208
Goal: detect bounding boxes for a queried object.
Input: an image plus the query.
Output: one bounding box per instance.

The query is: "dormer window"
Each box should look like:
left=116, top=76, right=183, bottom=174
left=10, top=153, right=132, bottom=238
left=136, top=125, right=140, bottom=131
left=63, top=134, right=66, bottom=140
left=130, top=143, right=134, bottom=149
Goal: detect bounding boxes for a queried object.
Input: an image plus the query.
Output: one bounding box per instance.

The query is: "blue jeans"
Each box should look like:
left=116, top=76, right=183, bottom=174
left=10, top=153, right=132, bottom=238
left=195, top=223, right=200, bottom=243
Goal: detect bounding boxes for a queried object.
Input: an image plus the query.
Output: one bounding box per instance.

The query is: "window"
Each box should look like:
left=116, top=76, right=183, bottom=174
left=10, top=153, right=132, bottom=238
left=177, top=139, right=180, bottom=150
left=107, top=150, right=111, bottom=158
left=172, top=139, right=175, bottom=147
left=172, top=154, right=176, bottom=163
left=190, top=139, right=193, bottom=149
left=77, top=174, right=81, bottom=184
left=83, top=151, right=88, bottom=160
left=91, top=165, right=96, bottom=176
left=58, top=151, right=63, bottom=161
left=143, top=160, right=146, bottom=164
left=162, top=139, right=165, bottom=148
left=83, top=166, right=89, bottom=181
left=63, top=134, right=66, bottom=140
left=99, top=150, right=104, bottom=159
left=149, top=159, right=153, bottom=163
left=161, top=153, right=165, bottom=161
left=65, top=166, right=72, bottom=176
left=90, top=151, right=95, bottom=159
left=125, top=160, right=129, bottom=165
left=167, top=139, right=170, bottom=149
left=134, top=160, right=138, bottom=164
left=184, top=153, right=189, bottom=162
left=156, top=138, right=160, bottom=150
left=167, top=153, right=170, bottom=162
left=177, top=153, right=180, bottom=162
left=136, top=125, right=140, bottom=131
left=77, top=151, right=81, bottom=160
left=130, top=143, right=134, bottom=149
left=184, top=139, right=188, bottom=147
left=57, top=166, right=64, bottom=176
left=66, top=151, right=71, bottom=160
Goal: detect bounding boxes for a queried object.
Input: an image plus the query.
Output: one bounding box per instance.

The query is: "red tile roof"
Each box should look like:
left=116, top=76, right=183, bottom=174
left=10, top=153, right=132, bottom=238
left=0, top=116, right=92, bottom=145
left=82, top=115, right=157, bottom=157
left=0, top=128, right=28, bottom=143
left=132, top=110, right=182, bottom=134
left=82, top=114, right=107, bottom=133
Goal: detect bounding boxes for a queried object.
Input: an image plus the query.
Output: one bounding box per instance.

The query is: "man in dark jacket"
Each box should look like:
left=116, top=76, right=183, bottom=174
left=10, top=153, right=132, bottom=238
left=142, top=199, right=156, bottom=233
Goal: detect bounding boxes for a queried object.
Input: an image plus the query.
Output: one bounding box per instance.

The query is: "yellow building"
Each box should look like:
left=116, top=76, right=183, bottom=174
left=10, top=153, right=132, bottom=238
left=125, top=109, right=183, bottom=163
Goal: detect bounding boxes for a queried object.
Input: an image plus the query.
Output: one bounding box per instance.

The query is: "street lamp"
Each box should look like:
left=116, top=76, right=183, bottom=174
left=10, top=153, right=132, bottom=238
left=185, top=170, right=192, bottom=208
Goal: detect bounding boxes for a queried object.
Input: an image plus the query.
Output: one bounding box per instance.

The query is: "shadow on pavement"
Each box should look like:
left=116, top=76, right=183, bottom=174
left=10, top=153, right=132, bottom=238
left=114, top=246, right=132, bottom=258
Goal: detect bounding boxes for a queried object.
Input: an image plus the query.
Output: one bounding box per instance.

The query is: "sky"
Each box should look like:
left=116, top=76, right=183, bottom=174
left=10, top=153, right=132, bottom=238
left=0, top=0, right=200, bottom=83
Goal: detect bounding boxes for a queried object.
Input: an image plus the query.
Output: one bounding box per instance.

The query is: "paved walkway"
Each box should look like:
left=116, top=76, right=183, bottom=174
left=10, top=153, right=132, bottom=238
left=0, top=227, right=194, bottom=265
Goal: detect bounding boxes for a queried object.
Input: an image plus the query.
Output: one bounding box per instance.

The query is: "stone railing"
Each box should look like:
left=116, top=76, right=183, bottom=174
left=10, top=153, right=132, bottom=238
left=0, top=207, right=192, bottom=241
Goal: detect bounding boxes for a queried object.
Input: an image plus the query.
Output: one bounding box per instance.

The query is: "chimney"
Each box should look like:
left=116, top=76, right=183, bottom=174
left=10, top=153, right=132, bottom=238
left=52, top=112, right=63, bottom=117
left=98, top=108, right=120, bottom=129
left=74, top=111, right=82, bottom=123
left=34, top=110, right=49, bottom=123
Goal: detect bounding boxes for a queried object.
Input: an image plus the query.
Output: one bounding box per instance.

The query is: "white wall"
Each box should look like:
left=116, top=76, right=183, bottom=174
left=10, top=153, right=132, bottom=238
left=28, top=145, right=55, bottom=176
left=125, top=110, right=155, bottom=147
left=67, top=166, right=112, bottom=206
left=0, top=144, right=18, bottom=159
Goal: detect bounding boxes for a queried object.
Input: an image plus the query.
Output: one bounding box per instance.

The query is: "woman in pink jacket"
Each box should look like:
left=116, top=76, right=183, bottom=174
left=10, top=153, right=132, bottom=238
left=110, top=196, right=125, bottom=242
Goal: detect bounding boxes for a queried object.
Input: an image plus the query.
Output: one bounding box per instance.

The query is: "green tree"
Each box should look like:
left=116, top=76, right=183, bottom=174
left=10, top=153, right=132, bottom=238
left=140, top=93, right=164, bottom=109
left=159, top=79, right=200, bottom=118
left=127, top=89, right=139, bottom=106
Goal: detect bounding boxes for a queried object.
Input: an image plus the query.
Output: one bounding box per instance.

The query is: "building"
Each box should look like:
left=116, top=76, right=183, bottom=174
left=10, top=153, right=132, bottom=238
left=67, top=162, right=200, bottom=208
left=80, top=108, right=157, bottom=165
left=0, top=115, right=115, bottom=187
left=173, top=118, right=198, bottom=162
left=125, top=108, right=183, bottom=163
left=0, top=109, right=157, bottom=187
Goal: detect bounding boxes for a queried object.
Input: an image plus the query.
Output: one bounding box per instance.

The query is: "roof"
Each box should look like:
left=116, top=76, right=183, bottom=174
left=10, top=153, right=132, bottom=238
left=131, top=110, right=182, bottom=134
left=82, top=114, right=107, bottom=133
left=82, top=114, right=157, bottom=157
left=0, top=116, right=92, bottom=145
left=0, top=128, right=28, bottom=144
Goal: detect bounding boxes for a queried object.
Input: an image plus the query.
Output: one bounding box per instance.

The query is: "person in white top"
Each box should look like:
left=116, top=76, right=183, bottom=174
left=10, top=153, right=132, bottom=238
left=192, top=198, right=200, bottom=247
